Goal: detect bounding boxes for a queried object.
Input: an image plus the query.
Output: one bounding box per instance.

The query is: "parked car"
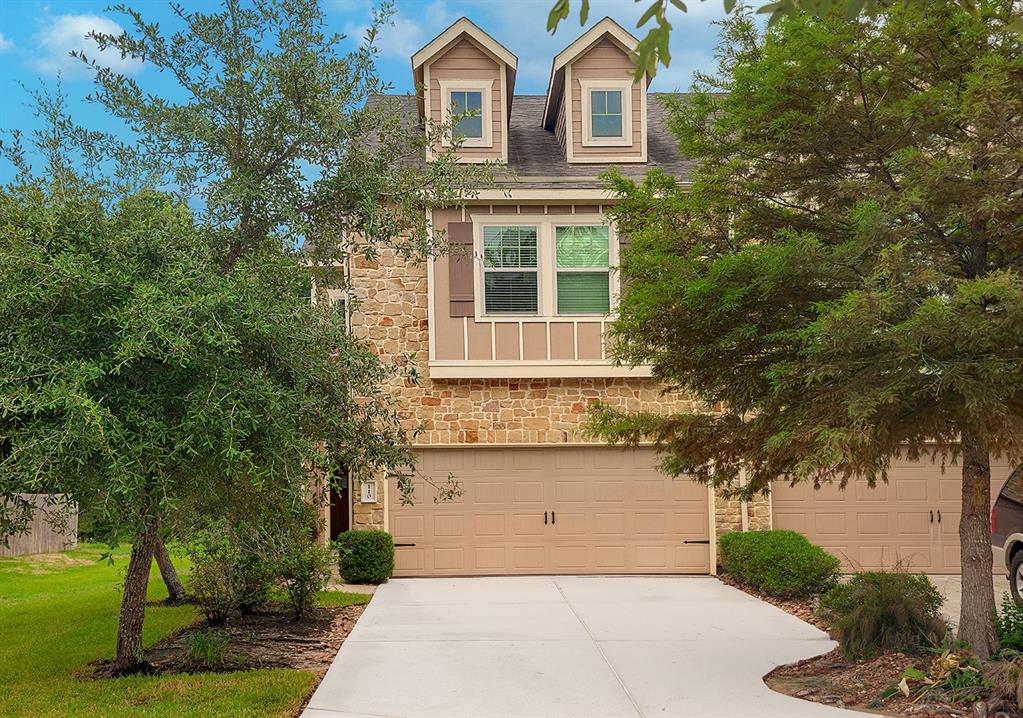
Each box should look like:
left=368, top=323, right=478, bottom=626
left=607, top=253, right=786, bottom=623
left=992, top=466, right=1023, bottom=604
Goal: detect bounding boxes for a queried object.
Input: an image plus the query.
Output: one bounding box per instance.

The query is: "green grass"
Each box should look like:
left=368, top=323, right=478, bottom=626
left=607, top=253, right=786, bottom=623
left=0, top=544, right=318, bottom=717
left=314, top=590, right=372, bottom=608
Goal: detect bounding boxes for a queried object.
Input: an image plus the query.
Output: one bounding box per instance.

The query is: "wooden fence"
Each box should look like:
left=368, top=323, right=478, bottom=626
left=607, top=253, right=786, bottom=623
left=0, top=494, right=78, bottom=558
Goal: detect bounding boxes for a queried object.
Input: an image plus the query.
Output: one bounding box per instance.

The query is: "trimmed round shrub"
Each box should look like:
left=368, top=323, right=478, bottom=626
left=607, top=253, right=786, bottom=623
left=336, top=530, right=394, bottom=584
left=818, top=571, right=946, bottom=658
left=718, top=530, right=840, bottom=598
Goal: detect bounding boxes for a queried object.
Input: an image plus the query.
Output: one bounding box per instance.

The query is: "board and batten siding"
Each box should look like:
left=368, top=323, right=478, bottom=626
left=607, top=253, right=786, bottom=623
left=432, top=204, right=611, bottom=363
left=569, top=38, right=644, bottom=161
left=427, top=37, right=504, bottom=162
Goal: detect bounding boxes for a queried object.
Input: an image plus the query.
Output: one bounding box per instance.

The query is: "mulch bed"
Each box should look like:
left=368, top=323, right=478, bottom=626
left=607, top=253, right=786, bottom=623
left=721, top=576, right=1021, bottom=718
left=92, top=602, right=365, bottom=678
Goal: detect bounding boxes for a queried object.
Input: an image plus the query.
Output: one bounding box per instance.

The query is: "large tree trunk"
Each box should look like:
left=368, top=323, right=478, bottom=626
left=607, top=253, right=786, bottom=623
left=112, top=520, right=159, bottom=674
left=154, top=537, right=186, bottom=603
left=958, top=432, right=998, bottom=659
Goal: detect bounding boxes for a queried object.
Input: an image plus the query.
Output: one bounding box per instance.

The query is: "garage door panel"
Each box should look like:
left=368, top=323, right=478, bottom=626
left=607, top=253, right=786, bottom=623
left=392, top=447, right=710, bottom=576
left=773, top=457, right=1013, bottom=574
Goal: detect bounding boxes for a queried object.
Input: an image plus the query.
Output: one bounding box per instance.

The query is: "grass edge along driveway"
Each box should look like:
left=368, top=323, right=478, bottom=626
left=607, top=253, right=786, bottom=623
left=0, top=543, right=350, bottom=718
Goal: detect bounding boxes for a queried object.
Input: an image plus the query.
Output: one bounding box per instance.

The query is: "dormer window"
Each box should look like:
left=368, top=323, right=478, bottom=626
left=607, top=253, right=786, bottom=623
left=451, top=90, right=483, bottom=139
left=439, top=80, right=493, bottom=148
left=590, top=90, right=623, bottom=138
left=580, top=79, right=632, bottom=147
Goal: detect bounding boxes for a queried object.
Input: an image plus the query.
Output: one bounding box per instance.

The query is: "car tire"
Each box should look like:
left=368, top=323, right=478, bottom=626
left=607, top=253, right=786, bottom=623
left=1011, top=551, right=1023, bottom=607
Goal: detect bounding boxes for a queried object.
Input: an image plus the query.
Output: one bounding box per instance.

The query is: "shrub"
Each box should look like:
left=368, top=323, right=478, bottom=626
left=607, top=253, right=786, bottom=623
left=996, top=593, right=1023, bottom=652
left=718, top=530, right=840, bottom=598
left=187, top=529, right=243, bottom=624
left=277, top=539, right=333, bottom=620
left=336, top=530, right=394, bottom=585
left=818, top=571, right=947, bottom=659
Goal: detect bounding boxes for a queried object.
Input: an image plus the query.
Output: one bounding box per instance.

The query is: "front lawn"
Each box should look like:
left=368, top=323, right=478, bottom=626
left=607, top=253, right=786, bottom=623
left=0, top=544, right=347, bottom=717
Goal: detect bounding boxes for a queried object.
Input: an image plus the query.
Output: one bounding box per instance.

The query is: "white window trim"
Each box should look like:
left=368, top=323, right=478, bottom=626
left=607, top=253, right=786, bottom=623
left=579, top=78, right=633, bottom=148
left=438, top=79, right=494, bottom=149
left=472, top=214, right=619, bottom=322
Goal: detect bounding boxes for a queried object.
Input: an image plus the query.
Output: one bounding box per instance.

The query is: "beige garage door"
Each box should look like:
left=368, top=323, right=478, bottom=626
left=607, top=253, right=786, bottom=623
left=772, top=456, right=1013, bottom=573
left=391, top=447, right=711, bottom=577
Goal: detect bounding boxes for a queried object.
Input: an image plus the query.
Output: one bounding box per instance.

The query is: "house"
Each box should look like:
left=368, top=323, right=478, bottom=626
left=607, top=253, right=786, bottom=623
left=325, top=17, right=1011, bottom=577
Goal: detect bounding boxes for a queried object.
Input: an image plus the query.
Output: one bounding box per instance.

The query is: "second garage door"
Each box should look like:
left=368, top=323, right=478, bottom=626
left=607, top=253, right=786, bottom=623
left=391, top=446, right=711, bottom=577
left=772, top=455, right=1013, bottom=573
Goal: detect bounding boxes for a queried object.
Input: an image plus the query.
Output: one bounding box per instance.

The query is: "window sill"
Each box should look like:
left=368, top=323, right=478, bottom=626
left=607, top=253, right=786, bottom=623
left=428, top=360, right=652, bottom=379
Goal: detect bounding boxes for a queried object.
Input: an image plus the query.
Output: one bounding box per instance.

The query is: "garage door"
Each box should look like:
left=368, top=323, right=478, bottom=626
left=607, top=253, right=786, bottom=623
left=772, top=456, right=1013, bottom=573
left=390, top=447, right=711, bottom=576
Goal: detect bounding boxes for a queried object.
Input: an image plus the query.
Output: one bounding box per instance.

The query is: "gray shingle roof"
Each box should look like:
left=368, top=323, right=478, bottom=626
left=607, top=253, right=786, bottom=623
left=506, top=94, right=695, bottom=185
left=364, top=92, right=696, bottom=189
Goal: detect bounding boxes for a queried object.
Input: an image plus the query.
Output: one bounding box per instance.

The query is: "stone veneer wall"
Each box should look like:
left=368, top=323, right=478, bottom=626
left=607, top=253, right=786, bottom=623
left=344, top=220, right=760, bottom=542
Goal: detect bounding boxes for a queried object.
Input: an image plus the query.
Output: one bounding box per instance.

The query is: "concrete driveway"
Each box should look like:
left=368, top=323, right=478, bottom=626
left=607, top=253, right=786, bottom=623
left=303, top=576, right=873, bottom=718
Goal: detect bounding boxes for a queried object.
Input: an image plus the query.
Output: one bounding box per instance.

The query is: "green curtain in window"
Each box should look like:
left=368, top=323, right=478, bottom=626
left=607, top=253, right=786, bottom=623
left=556, top=226, right=610, bottom=314
left=557, top=273, right=610, bottom=314
left=556, top=226, right=609, bottom=267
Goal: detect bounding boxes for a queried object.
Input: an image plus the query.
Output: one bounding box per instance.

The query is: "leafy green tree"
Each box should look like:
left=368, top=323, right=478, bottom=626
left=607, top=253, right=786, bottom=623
left=84, top=0, right=489, bottom=271
left=591, top=1, right=1023, bottom=657
left=547, top=1, right=1022, bottom=80
left=0, top=168, right=409, bottom=671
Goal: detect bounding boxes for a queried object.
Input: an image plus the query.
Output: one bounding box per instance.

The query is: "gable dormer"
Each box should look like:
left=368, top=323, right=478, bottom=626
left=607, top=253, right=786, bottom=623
left=412, top=18, right=517, bottom=164
left=542, top=18, right=647, bottom=164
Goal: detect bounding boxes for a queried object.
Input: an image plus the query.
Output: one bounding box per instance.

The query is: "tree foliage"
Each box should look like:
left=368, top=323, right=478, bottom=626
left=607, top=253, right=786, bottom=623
left=84, top=0, right=491, bottom=270
left=547, top=1, right=1023, bottom=80
left=591, top=1, right=1023, bottom=656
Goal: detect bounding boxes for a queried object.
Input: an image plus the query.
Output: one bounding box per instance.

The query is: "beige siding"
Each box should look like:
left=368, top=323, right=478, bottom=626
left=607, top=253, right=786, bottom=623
left=432, top=207, right=466, bottom=360
left=428, top=38, right=504, bottom=162
left=555, top=97, right=567, bottom=153
left=569, top=38, right=644, bottom=161
left=431, top=203, right=620, bottom=365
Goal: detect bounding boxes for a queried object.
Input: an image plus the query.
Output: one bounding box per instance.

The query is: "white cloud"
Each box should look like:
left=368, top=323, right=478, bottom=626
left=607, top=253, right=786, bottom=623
left=32, top=14, right=143, bottom=78
left=0, top=32, right=14, bottom=53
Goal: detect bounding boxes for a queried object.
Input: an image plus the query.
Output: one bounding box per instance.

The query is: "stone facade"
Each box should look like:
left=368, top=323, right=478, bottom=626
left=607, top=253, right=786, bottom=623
left=343, top=232, right=754, bottom=542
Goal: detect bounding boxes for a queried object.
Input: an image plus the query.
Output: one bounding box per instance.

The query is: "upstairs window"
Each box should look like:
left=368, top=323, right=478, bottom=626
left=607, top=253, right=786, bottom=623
left=439, top=80, right=493, bottom=148
left=590, top=90, right=623, bottom=138
left=482, top=226, right=538, bottom=314
left=555, top=226, right=610, bottom=314
left=580, top=79, right=633, bottom=147
left=450, top=90, right=483, bottom=140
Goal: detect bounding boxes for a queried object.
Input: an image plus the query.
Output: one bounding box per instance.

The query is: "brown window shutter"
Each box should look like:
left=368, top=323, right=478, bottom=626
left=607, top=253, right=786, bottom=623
left=447, top=221, right=475, bottom=317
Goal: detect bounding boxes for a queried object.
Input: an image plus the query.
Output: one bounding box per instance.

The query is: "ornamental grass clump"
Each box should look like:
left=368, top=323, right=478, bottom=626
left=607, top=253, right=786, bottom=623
left=818, top=571, right=947, bottom=659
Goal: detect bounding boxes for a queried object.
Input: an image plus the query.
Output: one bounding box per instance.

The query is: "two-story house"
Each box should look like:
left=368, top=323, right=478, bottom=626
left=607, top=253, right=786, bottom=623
left=326, top=17, right=1011, bottom=578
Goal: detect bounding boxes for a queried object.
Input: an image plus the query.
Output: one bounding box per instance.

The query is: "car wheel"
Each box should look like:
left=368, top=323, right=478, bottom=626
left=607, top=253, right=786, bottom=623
left=1011, top=551, right=1023, bottom=607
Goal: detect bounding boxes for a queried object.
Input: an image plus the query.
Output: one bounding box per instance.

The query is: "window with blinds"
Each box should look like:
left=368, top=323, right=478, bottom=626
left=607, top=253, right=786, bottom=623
left=555, top=226, right=610, bottom=314
left=482, top=226, right=538, bottom=314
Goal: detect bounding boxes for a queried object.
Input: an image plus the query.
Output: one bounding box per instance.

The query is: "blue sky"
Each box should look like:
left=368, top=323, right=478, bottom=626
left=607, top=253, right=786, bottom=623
left=0, top=0, right=729, bottom=181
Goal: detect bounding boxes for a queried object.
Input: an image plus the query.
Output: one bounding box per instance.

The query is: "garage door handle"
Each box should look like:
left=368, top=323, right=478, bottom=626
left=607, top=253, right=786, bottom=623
left=394, top=543, right=416, bottom=548
left=552, top=511, right=556, bottom=525
left=684, top=539, right=710, bottom=545
left=930, top=510, right=934, bottom=524
left=544, top=511, right=548, bottom=525
left=938, top=510, right=942, bottom=524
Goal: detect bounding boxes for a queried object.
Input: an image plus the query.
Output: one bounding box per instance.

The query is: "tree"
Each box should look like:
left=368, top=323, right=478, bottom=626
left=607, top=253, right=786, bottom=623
left=590, top=2, right=1023, bottom=657
left=84, top=0, right=490, bottom=272
left=0, top=172, right=412, bottom=671
left=546, top=1, right=1023, bottom=80
left=2, top=0, right=485, bottom=671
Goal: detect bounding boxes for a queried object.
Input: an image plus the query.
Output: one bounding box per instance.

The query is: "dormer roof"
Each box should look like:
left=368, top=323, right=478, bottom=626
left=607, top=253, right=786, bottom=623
left=411, top=17, right=518, bottom=120
left=541, top=17, right=641, bottom=130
